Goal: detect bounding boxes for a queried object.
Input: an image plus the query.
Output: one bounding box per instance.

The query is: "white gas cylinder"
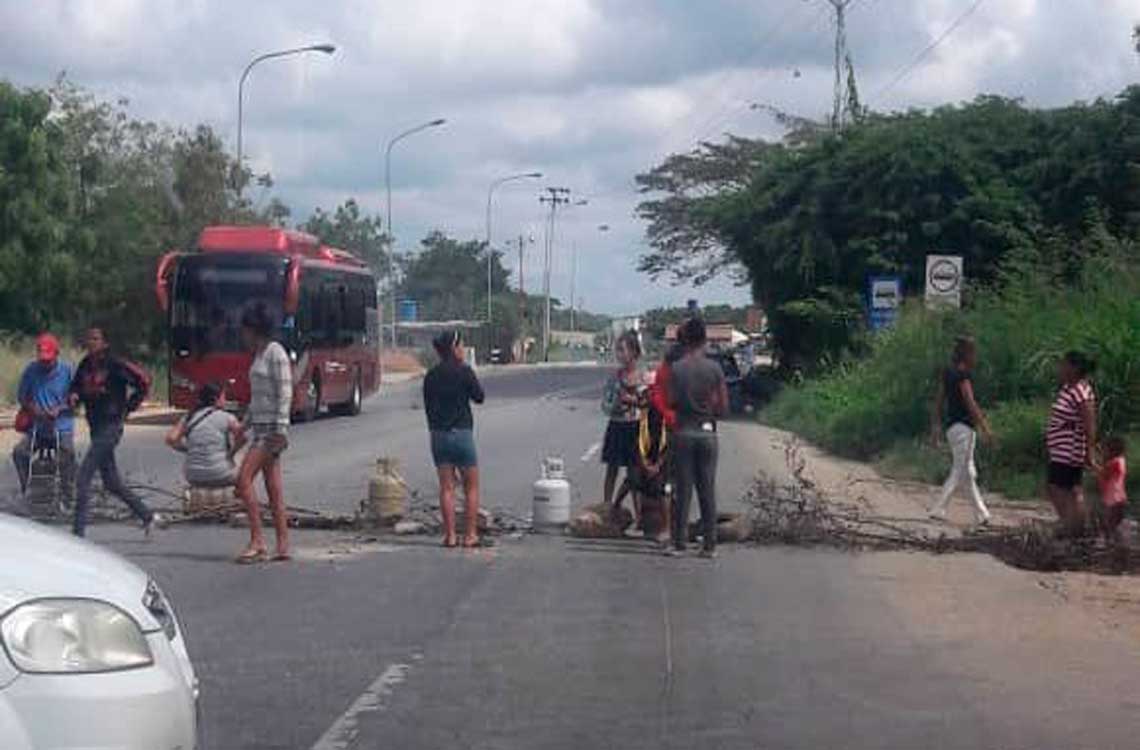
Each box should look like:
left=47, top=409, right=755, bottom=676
left=532, top=456, right=571, bottom=530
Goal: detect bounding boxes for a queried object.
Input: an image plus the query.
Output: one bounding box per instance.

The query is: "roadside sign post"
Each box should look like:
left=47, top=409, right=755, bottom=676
left=867, top=276, right=902, bottom=331
left=925, top=254, right=963, bottom=309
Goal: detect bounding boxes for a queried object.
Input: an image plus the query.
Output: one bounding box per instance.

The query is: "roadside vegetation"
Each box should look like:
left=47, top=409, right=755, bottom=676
left=764, top=240, right=1140, bottom=500
left=634, top=26, right=1140, bottom=501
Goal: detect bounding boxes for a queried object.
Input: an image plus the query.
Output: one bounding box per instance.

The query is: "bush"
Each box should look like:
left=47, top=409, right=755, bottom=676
left=765, top=240, right=1140, bottom=499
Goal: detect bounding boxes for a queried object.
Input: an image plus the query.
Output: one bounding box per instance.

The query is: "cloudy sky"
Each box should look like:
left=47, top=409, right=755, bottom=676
left=2, top=0, right=1138, bottom=314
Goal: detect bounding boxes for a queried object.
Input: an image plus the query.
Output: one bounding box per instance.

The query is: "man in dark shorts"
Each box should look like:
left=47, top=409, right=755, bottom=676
left=667, top=318, right=728, bottom=558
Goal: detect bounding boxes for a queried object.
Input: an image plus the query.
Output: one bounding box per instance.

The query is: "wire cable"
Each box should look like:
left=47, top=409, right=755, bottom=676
left=874, top=0, right=988, bottom=100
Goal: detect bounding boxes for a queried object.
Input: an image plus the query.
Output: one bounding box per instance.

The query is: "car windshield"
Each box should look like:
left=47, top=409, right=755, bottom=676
left=170, top=254, right=285, bottom=356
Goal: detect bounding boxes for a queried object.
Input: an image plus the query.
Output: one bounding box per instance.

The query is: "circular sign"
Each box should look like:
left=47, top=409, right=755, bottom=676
left=928, top=259, right=961, bottom=294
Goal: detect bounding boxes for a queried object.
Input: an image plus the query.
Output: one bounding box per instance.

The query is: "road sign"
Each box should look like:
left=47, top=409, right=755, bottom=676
left=925, top=255, right=963, bottom=309
left=868, top=276, right=902, bottom=331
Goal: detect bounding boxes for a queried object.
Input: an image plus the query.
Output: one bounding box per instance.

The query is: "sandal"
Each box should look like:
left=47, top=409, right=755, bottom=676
left=272, top=552, right=292, bottom=562
left=235, top=548, right=268, bottom=565
left=442, top=537, right=459, bottom=549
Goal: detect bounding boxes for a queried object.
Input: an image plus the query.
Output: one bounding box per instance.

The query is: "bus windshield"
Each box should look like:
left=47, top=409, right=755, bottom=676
left=170, top=254, right=286, bottom=356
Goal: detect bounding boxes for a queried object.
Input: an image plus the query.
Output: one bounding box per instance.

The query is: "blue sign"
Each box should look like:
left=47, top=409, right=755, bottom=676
left=397, top=299, right=418, bottom=323
left=867, top=276, right=902, bottom=331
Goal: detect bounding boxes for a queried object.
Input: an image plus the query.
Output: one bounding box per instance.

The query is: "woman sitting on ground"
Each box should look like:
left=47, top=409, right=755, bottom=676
left=165, top=382, right=245, bottom=488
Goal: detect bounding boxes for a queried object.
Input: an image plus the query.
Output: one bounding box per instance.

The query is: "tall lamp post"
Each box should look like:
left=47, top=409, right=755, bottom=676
left=384, top=118, right=446, bottom=348
left=485, top=172, right=542, bottom=324
left=237, top=43, right=336, bottom=191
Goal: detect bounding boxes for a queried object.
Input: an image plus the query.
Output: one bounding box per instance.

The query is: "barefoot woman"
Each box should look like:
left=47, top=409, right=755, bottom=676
left=235, top=304, right=293, bottom=563
left=423, top=331, right=485, bottom=547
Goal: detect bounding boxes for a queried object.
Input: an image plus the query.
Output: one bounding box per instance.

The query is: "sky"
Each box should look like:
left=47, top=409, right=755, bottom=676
left=1, top=0, right=1137, bottom=315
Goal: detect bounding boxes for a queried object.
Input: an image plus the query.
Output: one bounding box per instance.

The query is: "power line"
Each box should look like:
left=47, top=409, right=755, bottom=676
left=672, top=0, right=821, bottom=153
left=875, top=0, right=988, bottom=100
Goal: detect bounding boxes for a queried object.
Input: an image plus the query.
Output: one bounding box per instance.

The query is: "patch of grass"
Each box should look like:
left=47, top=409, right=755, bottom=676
left=1, top=336, right=167, bottom=407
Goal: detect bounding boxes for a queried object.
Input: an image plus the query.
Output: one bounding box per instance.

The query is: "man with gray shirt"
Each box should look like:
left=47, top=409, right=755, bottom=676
left=667, top=318, right=729, bottom=558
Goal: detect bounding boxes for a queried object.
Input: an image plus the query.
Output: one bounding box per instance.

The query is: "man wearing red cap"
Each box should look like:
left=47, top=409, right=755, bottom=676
left=12, top=334, right=76, bottom=500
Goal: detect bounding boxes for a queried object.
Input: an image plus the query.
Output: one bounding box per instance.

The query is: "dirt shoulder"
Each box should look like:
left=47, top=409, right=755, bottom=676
left=743, top=422, right=1140, bottom=650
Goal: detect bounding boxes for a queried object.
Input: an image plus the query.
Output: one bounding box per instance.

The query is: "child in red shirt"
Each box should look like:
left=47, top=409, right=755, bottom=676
left=1098, top=436, right=1128, bottom=543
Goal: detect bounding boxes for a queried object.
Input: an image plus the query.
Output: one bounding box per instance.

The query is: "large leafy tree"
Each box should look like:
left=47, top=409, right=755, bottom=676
left=300, top=198, right=389, bottom=275
left=0, top=82, right=74, bottom=333
left=637, top=90, right=1140, bottom=370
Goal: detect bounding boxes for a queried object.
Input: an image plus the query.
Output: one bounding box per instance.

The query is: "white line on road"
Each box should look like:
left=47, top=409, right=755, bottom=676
left=310, top=653, right=422, bottom=750
left=581, top=441, right=602, bottom=463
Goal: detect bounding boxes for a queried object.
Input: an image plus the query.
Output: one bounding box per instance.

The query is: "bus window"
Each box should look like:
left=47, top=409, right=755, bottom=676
left=171, top=255, right=283, bottom=356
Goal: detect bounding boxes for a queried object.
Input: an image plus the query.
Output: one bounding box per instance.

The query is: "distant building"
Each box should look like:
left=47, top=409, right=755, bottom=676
left=664, top=322, right=747, bottom=346
left=549, top=330, right=596, bottom=348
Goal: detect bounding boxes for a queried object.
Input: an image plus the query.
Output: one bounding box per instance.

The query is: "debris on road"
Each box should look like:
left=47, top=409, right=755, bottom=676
left=570, top=503, right=633, bottom=538
left=746, top=451, right=1140, bottom=575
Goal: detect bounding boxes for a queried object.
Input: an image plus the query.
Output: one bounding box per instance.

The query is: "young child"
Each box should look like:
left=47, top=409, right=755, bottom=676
left=613, top=386, right=671, bottom=540
left=601, top=331, right=643, bottom=508
left=1099, top=436, right=1128, bottom=544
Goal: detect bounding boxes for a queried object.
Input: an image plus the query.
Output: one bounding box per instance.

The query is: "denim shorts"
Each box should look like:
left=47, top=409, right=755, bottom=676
left=430, top=429, right=478, bottom=468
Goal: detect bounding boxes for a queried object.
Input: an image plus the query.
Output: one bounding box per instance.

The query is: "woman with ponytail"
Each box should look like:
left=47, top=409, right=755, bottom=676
left=423, top=330, right=485, bottom=548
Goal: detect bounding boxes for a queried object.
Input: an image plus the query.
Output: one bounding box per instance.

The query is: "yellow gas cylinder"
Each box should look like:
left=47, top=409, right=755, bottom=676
left=368, top=457, right=407, bottom=523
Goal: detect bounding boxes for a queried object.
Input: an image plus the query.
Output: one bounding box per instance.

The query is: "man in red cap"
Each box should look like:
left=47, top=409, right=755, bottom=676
left=12, top=333, right=76, bottom=501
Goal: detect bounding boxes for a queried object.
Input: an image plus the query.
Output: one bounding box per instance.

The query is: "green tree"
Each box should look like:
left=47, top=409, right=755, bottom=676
left=300, top=198, right=389, bottom=275
left=0, top=82, right=73, bottom=332
left=637, top=90, right=1140, bottom=371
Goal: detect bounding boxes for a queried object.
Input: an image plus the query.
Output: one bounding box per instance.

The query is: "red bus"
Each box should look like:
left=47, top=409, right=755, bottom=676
left=156, top=226, right=381, bottom=421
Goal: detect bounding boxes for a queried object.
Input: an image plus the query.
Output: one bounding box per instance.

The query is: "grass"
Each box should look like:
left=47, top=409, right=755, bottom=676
left=1, top=337, right=167, bottom=407
left=764, top=246, right=1140, bottom=502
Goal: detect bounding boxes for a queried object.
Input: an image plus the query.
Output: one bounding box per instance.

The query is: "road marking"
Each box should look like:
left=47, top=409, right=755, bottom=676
left=658, top=575, right=673, bottom=683
left=310, top=653, right=422, bottom=750
left=581, top=441, right=602, bottom=463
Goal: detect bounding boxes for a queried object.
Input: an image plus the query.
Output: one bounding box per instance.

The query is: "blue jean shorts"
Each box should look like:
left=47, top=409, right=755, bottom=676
left=430, top=429, right=477, bottom=468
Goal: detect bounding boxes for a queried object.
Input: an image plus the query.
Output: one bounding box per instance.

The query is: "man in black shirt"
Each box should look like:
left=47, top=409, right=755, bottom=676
left=69, top=327, right=156, bottom=538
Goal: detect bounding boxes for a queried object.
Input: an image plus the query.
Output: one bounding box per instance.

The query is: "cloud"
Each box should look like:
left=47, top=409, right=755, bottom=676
left=1, top=0, right=1136, bottom=313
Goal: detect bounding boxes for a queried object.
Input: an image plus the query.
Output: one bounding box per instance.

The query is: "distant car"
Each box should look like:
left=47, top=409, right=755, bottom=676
left=0, top=514, right=199, bottom=749
left=707, top=348, right=747, bottom=414
left=489, top=348, right=505, bottom=365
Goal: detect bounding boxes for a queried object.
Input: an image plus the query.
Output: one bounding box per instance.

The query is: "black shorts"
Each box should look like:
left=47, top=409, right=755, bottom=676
left=1047, top=462, right=1084, bottom=490
left=602, top=421, right=638, bottom=468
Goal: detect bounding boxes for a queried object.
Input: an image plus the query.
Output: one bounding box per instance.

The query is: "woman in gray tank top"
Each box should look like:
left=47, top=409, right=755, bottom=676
left=166, top=383, right=245, bottom=487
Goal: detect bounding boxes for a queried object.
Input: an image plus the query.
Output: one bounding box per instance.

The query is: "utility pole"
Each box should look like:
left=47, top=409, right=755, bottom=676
left=827, top=0, right=854, bottom=132
left=539, top=187, right=570, bottom=362
left=570, top=241, right=577, bottom=333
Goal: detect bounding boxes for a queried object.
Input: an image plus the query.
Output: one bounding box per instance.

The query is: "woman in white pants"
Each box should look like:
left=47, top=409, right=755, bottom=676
left=930, top=336, right=993, bottom=525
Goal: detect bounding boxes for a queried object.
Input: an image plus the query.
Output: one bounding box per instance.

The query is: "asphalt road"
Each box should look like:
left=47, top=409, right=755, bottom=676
left=5, top=365, right=1140, bottom=749
left=3, top=364, right=777, bottom=519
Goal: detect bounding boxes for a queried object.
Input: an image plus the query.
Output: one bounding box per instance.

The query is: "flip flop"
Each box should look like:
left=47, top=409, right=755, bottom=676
left=235, top=548, right=268, bottom=565
left=442, top=538, right=459, bottom=549
left=272, top=551, right=293, bottom=562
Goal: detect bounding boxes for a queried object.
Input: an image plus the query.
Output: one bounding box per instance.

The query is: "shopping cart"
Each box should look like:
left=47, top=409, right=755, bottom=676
left=22, top=420, right=70, bottom=520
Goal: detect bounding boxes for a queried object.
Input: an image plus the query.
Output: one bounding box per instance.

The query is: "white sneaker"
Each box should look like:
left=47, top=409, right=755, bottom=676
left=143, top=514, right=167, bottom=538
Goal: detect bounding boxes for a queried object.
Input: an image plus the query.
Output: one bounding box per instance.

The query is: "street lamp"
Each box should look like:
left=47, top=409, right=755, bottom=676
left=485, top=172, right=542, bottom=324
left=237, top=43, right=336, bottom=190
left=384, top=118, right=447, bottom=348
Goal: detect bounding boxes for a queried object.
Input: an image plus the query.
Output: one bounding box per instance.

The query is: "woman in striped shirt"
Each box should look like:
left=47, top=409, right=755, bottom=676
left=1045, top=350, right=1098, bottom=535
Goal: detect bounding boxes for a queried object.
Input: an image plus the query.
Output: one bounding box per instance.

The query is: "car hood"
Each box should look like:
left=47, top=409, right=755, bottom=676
left=0, top=514, right=155, bottom=629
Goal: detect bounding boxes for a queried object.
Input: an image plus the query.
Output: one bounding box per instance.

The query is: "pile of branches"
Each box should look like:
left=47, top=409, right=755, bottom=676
left=746, top=442, right=1139, bottom=575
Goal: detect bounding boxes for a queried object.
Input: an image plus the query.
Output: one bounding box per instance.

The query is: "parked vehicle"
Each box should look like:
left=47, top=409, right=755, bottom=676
left=0, top=513, right=198, bottom=748
left=157, top=225, right=381, bottom=422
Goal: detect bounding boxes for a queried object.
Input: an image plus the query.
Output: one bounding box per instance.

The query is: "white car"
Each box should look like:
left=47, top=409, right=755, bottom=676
left=0, top=514, right=198, bottom=749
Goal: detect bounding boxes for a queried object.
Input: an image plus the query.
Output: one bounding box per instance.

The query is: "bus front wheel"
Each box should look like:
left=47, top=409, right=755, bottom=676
left=332, top=373, right=362, bottom=417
